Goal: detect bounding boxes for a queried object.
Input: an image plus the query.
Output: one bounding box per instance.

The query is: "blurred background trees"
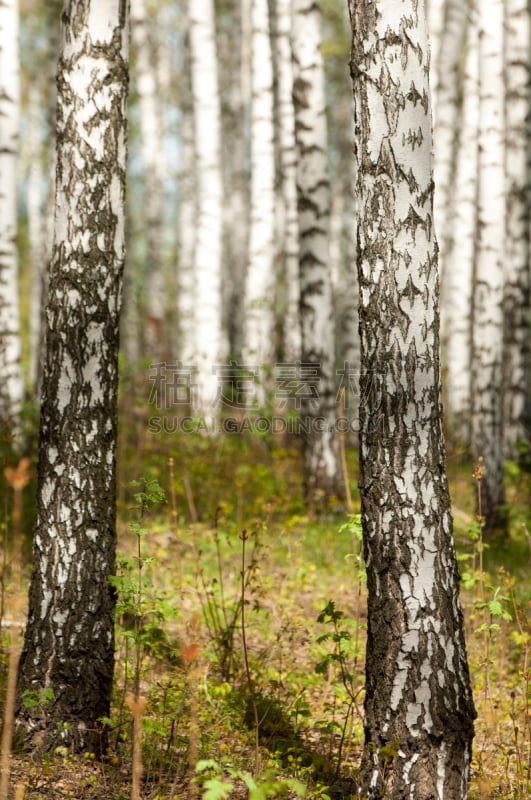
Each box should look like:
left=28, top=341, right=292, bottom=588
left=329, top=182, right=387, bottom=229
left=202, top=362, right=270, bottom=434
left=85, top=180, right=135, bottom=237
left=2, top=0, right=530, bottom=526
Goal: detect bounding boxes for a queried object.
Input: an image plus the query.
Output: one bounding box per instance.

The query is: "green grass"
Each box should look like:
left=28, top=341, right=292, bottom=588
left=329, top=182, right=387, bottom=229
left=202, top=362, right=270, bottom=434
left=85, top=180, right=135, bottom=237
left=1, top=421, right=530, bottom=798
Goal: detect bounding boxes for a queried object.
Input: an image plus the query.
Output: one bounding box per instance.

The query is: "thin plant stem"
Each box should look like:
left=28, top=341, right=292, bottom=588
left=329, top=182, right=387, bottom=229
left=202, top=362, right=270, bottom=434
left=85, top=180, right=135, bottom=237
left=338, top=388, right=353, bottom=513
left=183, top=474, right=198, bottom=523
left=135, top=526, right=142, bottom=700
left=214, top=510, right=228, bottom=630
left=168, top=457, right=179, bottom=540
left=240, top=530, right=260, bottom=775
left=126, top=694, right=146, bottom=800
left=0, top=636, right=21, bottom=800
left=474, top=458, right=491, bottom=710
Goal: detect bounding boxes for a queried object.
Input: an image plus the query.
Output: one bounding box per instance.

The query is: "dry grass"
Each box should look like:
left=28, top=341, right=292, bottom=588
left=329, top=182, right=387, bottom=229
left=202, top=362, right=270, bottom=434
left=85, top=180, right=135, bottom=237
left=1, top=441, right=529, bottom=799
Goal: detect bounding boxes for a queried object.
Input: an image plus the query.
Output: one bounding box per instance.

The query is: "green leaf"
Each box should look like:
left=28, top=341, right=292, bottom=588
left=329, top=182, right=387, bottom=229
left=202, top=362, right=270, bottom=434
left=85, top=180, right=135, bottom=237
left=487, top=599, right=512, bottom=622
left=196, top=759, right=220, bottom=773
left=315, top=658, right=331, bottom=675
left=488, top=600, right=504, bottom=617
left=202, top=779, right=234, bottom=800
left=285, top=778, right=307, bottom=797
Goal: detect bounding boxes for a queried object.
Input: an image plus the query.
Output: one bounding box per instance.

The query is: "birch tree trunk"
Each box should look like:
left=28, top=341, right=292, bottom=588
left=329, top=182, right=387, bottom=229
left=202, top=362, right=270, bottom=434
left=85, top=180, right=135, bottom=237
left=16, top=0, right=130, bottom=754
left=132, top=0, right=167, bottom=361
left=188, top=0, right=226, bottom=411
left=432, top=0, right=466, bottom=295
left=219, top=0, right=250, bottom=359
left=0, top=0, right=24, bottom=429
left=426, top=0, right=445, bottom=95
left=274, top=0, right=300, bottom=363
left=471, top=0, right=507, bottom=534
left=32, top=0, right=63, bottom=400
left=177, top=31, right=198, bottom=367
left=442, top=3, right=478, bottom=443
left=331, top=175, right=359, bottom=375
left=26, top=82, right=45, bottom=391
left=503, top=0, right=531, bottom=454
left=349, top=1, right=476, bottom=796
left=292, top=0, right=341, bottom=505
left=243, top=0, right=276, bottom=389
left=30, top=0, right=62, bottom=400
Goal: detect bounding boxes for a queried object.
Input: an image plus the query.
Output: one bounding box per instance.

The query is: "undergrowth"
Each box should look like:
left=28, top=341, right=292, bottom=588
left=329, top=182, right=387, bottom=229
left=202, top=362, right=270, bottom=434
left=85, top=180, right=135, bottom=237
left=0, top=428, right=530, bottom=799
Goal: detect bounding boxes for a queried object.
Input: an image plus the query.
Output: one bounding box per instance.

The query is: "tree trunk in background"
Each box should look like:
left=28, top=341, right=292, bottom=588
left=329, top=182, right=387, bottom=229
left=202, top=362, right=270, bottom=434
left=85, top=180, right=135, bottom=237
left=243, top=0, right=276, bottom=393
left=426, top=0, right=445, bottom=118
left=504, top=0, right=531, bottom=454
left=331, top=175, right=360, bottom=445
left=33, top=0, right=63, bottom=400
left=292, top=0, right=341, bottom=506
left=176, top=29, right=197, bottom=368
left=219, top=0, right=250, bottom=360
left=349, top=0, right=476, bottom=796
left=331, top=174, right=359, bottom=374
left=132, top=0, right=167, bottom=362
left=0, top=0, right=24, bottom=431
left=274, top=0, right=300, bottom=363
left=188, top=0, right=226, bottom=412
left=432, top=0, right=466, bottom=297
left=26, top=82, right=45, bottom=391
left=427, top=0, right=446, bottom=99
left=472, top=0, right=507, bottom=535
left=16, top=0, right=130, bottom=754
left=443, top=3, right=477, bottom=444
left=120, top=213, right=141, bottom=368
left=30, top=0, right=62, bottom=401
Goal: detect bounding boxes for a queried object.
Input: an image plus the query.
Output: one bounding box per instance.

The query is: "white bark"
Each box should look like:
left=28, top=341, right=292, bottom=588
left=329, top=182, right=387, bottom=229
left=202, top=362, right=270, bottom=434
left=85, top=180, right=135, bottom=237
left=188, top=0, right=226, bottom=411
left=443, top=3, right=478, bottom=441
left=16, top=0, right=129, bottom=753
left=34, top=0, right=62, bottom=399
left=26, top=83, right=46, bottom=390
left=331, top=176, right=359, bottom=379
left=177, top=39, right=198, bottom=368
left=132, top=0, right=167, bottom=361
left=292, top=0, right=340, bottom=502
left=472, top=0, right=507, bottom=531
left=218, top=0, right=250, bottom=359
left=350, top=0, right=476, bottom=794
left=292, top=0, right=334, bottom=366
left=243, top=0, right=276, bottom=386
left=432, top=0, right=466, bottom=292
left=426, top=0, right=445, bottom=111
left=0, top=0, right=24, bottom=425
left=503, top=0, right=531, bottom=453
left=275, top=0, right=300, bottom=363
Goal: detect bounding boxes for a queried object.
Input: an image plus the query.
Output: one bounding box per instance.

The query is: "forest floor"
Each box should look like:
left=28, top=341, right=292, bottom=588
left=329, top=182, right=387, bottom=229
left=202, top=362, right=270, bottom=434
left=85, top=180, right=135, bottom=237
left=2, top=431, right=530, bottom=800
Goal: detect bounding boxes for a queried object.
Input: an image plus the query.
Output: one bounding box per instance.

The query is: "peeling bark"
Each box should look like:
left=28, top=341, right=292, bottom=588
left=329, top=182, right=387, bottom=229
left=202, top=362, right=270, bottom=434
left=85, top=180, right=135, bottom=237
left=16, top=0, right=129, bottom=754
left=349, top=0, right=476, bottom=797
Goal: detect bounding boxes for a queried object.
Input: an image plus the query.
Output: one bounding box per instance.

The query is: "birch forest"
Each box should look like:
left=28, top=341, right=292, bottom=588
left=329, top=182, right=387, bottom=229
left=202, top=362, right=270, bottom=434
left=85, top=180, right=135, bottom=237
left=0, top=1, right=530, bottom=799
